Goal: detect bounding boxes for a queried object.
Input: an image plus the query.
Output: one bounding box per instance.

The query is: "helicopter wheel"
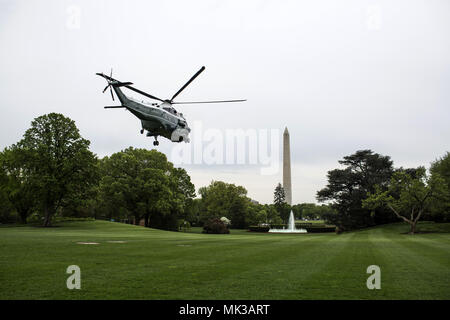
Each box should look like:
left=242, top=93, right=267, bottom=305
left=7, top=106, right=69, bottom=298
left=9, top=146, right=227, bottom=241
left=140, top=129, right=144, bottom=134
left=153, top=139, right=159, bottom=146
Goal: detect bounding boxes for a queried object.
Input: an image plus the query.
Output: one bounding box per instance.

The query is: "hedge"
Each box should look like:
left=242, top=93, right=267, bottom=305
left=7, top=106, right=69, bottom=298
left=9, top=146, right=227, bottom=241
left=248, top=226, right=270, bottom=232
left=304, top=226, right=335, bottom=233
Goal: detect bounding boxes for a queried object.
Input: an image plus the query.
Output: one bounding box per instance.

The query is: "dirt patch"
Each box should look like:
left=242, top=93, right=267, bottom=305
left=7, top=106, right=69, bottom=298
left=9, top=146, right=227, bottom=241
left=106, top=240, right=127, bottom=243
left=77, top=242, right=100, bottom=245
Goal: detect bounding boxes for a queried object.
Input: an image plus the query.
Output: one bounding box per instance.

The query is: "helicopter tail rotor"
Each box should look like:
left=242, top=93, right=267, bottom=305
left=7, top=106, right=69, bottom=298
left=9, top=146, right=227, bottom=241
left=98, top=69, right=134, bottom=102
left=100, top=68, right=115, bottom=101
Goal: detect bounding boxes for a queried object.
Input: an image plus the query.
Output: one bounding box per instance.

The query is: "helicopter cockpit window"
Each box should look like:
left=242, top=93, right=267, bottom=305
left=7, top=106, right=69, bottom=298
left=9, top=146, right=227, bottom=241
left=163, top=107, right=179, bottom=115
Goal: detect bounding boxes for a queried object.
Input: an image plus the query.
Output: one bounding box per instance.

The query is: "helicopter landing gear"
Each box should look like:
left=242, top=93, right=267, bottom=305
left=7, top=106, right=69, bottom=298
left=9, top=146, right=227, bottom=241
left=153, top=137, right=159, bottom=146
left=140, top=129, right=144, bottom=134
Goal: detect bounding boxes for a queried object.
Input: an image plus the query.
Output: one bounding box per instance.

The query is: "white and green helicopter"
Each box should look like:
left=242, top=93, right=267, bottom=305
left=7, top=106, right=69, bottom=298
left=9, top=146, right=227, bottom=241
left=96, top=66, right=245, bottom=146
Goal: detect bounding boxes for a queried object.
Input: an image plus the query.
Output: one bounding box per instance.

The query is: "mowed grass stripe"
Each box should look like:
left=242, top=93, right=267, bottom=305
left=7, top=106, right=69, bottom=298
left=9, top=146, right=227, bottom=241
left=367, top=225, right=450, bottom=299
left=177, top=235, right=337, bottom=299
left=0, top=221, right=449, bottom=299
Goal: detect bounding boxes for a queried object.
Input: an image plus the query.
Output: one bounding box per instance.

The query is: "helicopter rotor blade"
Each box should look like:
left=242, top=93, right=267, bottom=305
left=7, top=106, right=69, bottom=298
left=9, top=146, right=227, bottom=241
left=169, top=66, right=206, bottom=102
left=110, top=86, right=115, bottom=101
left=124, top=85, right=165, bottom=103
left=171, top=99, right=246, bottom=105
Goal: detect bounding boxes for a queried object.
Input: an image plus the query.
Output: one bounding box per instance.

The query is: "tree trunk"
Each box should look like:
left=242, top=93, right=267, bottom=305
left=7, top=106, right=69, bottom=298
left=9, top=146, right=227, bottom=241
left=410, top=221, right=416, bottom=234
left=43, top=204, right=54, bottom=227
left=144, top=213, right=149, bottom=227
left=43, top=213, right=51, bottom=227
left=19, top=210, right=28, bottom=224
left=134, top=215, right=140, bottom=225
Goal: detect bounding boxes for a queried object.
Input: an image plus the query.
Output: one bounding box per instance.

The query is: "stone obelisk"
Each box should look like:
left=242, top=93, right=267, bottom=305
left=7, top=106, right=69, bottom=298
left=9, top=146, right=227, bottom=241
left=283, top=127, right=292, bottom=205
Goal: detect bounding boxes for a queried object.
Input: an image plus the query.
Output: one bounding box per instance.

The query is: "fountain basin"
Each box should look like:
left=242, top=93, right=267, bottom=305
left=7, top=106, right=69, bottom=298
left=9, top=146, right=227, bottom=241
left=268, top=228, right=307, bottom=233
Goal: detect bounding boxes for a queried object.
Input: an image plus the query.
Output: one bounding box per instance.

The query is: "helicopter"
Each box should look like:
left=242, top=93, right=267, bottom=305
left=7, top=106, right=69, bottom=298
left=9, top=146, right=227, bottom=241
left=96, top=66, right=246, bottom=146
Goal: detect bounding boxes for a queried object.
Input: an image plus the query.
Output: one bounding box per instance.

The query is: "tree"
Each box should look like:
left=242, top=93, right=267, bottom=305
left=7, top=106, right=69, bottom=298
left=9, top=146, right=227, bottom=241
left=274, top=183, right=285, bottom=206
left=431, top=152, right=450, bottom=189
left=0, top=147, right=36, bottom=224
left=165, top=167, right=196, bottom=229
left=317, top=150, right=394, bottom=230
left=184, top=198, right=201, bottom=226
left=265, top=204, right=282, bottom=225
left=0, top=161, right=15, bottom=223
left=246, top=201, right=267, bottom=226
left=291, top=203, right=334, bottom=220
left=198, top=181, right=250, bottom=228
left=15, top=113, right=98, bottom=226
left=99, top=147, right=195, bottom=230
left=274, top=183, right=290, bottom=223
left=100, top=148, right=172, bottom=227
left=429, top=152, right=450, bottom=222
left=363, top=167, right=448, bottom=234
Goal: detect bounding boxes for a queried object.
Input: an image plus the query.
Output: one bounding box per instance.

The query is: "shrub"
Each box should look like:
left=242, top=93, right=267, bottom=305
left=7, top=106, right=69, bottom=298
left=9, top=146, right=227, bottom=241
left=178, top=220, right=191, bottom=232
left=269, top=224, right=287, bottom=229
left=202, top=218, right=230, bottom=234
left=305, top=226, right=335, bottom=233
left=220, top=216, right=231, bottom=226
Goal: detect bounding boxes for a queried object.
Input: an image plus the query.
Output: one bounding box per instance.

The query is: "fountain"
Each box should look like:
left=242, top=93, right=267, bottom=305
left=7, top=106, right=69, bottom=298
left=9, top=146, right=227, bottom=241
left=269, top=210, right=307, bottom=233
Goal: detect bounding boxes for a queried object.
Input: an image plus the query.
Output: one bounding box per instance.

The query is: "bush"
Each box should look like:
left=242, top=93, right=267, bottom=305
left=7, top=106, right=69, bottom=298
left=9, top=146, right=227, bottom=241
left=248, top=226, right=270, bottom=232
left=178, top=219, right=191, bottom=231
left=202, top=218, right=230, bottom=234
left=305, top=226, right=335, bottom=233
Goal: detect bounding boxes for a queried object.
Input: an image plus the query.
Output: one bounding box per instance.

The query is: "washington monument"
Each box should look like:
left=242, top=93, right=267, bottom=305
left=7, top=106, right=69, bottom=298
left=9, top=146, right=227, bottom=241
left=283, top=127, right=292, bottom=205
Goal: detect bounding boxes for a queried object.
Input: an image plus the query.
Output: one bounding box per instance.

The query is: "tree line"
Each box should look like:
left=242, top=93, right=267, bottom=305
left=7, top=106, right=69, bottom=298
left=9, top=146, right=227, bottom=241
left=1, top=113, right=448, bottom=233
left=0, top=113, right=321, bottom=230
left=316, top=150, right=450, bottom=233
left=0, top=113, right=195, bottom=229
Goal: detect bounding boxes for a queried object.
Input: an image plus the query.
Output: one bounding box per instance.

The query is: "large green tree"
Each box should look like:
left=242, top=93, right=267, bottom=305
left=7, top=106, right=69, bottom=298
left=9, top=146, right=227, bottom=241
left=15, top=113, right=98, bottom=226
left=246, top=201, right=268, bottom=226
left=363, top=167, right=448, bottom=234
left=99, top=147, right=195, bottom=230
left=0, top=156, right=15, bottom=223
left=0, top=147, right=36, bottom=224
left=292, top=203, right=335, bottom=220
left=429, top=152, right=450, bottom=221
left=317, top=150, right=394, bottom=230
left=198, top=181, right=250, bottom=228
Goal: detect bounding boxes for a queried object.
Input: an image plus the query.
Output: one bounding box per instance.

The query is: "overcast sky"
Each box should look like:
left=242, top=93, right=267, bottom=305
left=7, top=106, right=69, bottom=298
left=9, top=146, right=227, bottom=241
left=0, top=0, right=449, bottom=204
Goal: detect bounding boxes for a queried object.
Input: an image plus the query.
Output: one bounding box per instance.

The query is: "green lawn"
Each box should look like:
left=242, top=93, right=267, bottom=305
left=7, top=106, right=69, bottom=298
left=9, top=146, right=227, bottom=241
left=0, top=220, right=449, bottom=299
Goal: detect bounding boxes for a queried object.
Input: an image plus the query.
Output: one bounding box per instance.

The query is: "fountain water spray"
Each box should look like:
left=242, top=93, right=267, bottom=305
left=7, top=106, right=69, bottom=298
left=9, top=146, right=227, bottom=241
left=269, top=210, right=307, bottom=233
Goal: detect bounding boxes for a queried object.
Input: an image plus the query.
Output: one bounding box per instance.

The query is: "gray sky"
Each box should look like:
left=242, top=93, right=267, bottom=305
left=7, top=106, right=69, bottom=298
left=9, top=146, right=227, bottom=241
left=1, top=0, right=449, bottom=204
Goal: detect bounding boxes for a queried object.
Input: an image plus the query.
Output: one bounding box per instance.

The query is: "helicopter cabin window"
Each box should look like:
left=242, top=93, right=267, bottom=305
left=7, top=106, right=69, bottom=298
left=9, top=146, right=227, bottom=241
left=163, top=107, right=178, bottom=115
